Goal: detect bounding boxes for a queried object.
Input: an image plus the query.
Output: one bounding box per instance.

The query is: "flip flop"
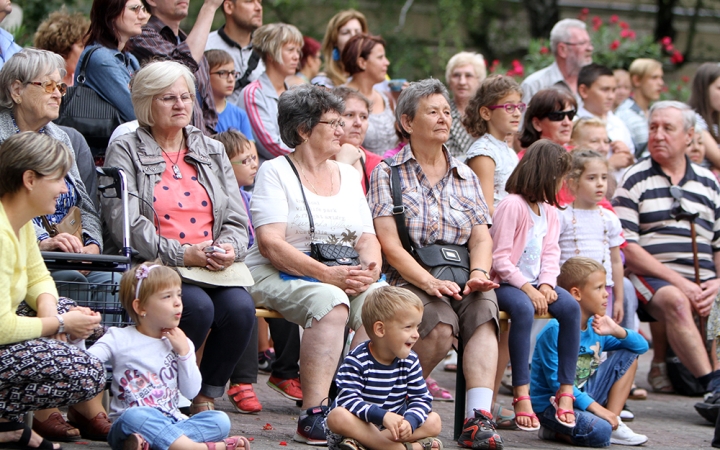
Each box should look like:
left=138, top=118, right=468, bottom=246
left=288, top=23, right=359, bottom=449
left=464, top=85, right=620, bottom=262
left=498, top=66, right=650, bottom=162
left=550, top=391, right=576, bottom=428
left=511, top=396, right=540, bottom=431
left=0, top=421, right=59, bottom=450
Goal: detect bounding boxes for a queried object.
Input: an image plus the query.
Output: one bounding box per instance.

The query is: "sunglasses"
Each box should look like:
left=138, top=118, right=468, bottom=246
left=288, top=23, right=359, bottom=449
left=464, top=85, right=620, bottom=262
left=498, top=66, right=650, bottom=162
left=545, top=109, right=576, bottom=122
left=28, top=80, right=67, bottom=96
left=669, top=185, right=699, bottom=221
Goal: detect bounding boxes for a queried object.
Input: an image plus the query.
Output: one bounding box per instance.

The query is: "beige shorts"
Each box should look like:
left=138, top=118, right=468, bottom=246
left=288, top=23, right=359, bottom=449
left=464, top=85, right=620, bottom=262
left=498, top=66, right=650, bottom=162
left=248, top=264, right=388, bottom=330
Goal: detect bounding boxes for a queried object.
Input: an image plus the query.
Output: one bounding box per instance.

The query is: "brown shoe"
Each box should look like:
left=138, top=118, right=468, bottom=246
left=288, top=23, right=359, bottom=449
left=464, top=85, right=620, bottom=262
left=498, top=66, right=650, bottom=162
left=67, top=406, right=112, bottom=441
left=32, top=411, right=81, bottom=442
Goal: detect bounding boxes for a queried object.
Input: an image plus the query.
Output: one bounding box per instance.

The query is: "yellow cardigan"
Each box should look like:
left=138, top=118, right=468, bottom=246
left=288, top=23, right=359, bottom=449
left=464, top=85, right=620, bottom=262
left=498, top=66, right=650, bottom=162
left=0, top=202, right=59, bottom=345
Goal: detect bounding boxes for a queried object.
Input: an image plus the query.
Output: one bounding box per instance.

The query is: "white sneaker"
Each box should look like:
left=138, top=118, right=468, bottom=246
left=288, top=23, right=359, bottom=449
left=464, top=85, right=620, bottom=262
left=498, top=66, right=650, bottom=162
left=611, top=418, right=648, bottom=446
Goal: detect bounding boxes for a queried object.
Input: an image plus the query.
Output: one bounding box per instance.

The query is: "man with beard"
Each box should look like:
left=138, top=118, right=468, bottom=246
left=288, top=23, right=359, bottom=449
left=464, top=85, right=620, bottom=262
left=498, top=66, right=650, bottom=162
left=206, top=0, right=265, bottom=105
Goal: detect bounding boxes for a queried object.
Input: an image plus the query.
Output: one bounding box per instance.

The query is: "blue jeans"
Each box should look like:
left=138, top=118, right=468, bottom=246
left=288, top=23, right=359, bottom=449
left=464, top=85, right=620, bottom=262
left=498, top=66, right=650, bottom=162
left=108, top=407, right=230, bottom=450
left=496, top=284, right=580, bottom=386
left=539, top=350, right=639, bottom=447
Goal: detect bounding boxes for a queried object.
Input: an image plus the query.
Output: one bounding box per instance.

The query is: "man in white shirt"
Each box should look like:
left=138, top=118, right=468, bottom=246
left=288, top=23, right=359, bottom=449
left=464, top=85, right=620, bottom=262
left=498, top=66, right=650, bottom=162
left=206, top=0, right=265, bottom=105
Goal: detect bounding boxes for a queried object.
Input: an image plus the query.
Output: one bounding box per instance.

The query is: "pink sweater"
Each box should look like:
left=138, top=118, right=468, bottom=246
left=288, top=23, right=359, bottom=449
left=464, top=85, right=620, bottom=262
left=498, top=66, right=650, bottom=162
left=489, top=194, right=561, bottom=289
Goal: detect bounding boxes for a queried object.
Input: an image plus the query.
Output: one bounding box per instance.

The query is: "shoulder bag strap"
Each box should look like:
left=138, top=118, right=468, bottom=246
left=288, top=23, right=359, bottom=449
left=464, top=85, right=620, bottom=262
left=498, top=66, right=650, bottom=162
left=235, top=50, right=261, bottom=93
left=359, top=153, right=369, bottom=193
left=75, top=46, right=102, bottom=85
left=384, top=159, right=414, bottom=255
left=40, top=216, right=57, bottom=237
left=283, top=155, right=315, bottom=239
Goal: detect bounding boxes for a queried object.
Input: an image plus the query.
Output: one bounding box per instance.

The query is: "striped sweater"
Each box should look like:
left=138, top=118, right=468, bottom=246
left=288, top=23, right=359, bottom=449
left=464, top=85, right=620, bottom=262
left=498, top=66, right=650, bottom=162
left=332, top=341, right=432, bottom=432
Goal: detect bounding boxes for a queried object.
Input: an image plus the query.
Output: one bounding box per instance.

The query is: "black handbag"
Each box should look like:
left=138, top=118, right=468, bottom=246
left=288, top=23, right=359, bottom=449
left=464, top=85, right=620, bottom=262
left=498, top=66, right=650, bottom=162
left=55, top=46, right=123, bottom=158
left=284, top=155, right=360, bottom=266
left=386, top=160, right=470, bottom=289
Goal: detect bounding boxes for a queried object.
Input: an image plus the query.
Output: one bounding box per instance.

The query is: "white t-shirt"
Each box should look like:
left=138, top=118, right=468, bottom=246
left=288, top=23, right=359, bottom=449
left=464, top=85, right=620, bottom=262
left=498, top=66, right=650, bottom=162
left=464, top=133, right=519, bottom=208
left=87, top=326, right=200, bottom=421
left=517, top=203, right=547, bottom=284
left=558, top=205, right=624, bottom=286
left=245, top=157, right=375, bottom=267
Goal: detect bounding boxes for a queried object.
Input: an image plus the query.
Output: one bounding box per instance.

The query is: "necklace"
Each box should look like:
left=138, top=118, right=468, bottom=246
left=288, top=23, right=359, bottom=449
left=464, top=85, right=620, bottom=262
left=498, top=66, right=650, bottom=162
left=160, top=137, right=185, bottom=180
left=292, top=154, right=334, bottom=195
left=571, top=202, right=608, bottom=266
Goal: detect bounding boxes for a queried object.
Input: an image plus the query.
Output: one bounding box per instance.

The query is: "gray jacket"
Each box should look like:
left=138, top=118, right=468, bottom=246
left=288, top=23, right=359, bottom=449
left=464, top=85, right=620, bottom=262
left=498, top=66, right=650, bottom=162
left=0, top=110, right=103, bottom=250
left=101, top=125, right=249, bottom=266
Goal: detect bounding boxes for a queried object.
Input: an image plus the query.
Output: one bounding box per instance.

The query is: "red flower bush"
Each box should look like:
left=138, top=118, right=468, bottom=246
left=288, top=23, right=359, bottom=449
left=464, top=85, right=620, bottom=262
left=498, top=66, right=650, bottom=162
left=610, top=15, right=619, bottom=24
left=609, top=40, right=620, bottom=51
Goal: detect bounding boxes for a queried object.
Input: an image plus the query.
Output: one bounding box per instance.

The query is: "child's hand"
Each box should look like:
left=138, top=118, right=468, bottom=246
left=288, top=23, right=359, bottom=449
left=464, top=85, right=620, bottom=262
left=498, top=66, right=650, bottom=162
left=522, top=284, right=548, bottom=316
left=538, top=284, right=558, bottom=304
left=382, top=412, right=405, bottom=441
left=612, top=299, right=624, bottom=324
left=163, top=327, right=190, bottom=356
left=591, top=314, right=625, bottom=338
left=397, top=419, right=412, bottom=441
left=594, top=405, right=619, bottom=430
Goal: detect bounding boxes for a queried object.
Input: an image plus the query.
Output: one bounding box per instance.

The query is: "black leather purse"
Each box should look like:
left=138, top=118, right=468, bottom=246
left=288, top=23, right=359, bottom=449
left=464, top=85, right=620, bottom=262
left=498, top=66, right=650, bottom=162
left=386, top=160, right=470, bottom=289
left=55, top=46, right=123, bottom=158
left=284, top=155, right=360, bottom=267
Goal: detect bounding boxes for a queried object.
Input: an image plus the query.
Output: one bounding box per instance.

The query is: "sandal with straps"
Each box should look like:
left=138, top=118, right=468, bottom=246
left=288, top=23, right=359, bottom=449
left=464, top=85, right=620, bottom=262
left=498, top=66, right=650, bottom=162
left=408, top=437, right=444, bottom=450
left=0, top=421, right=58, bottom=450
left=550, top=391, right=577, bottom=428
left=511, top=396, right=540, bottom=431
left=491, top=403, right=517, bottom=430
left=189, top=401, right=215, bottom=416
left=205, top=436, right=250, bottom=450
left=338, top=438, right=366, bottom=450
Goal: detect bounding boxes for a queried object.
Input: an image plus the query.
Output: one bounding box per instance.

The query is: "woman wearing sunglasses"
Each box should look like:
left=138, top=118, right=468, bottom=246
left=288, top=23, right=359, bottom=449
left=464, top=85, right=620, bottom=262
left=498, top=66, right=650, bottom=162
left=0, top=48, right=114, bottom=442
left=519, top=88, right=577, bottom=155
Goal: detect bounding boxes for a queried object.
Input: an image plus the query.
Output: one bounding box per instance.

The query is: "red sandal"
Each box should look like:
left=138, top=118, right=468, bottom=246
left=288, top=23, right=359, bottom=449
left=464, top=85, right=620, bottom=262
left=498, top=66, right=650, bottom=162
left=511, top=396, right=540, bottom=431
left=550, top=391, right=576, bottom=428
left=206, top=436, right=251, bottom=450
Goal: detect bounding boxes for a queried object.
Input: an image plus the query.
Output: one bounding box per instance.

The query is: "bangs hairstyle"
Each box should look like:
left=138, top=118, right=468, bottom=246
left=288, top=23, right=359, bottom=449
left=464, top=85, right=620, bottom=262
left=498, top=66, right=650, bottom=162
left=331, top=86, right=371, bottom=111
left=519, top=88, right=577, bottom=148
left=361, top=286, right=423, bottom=336
left=131, top=61, right=196, bottom=128
left=0, top=132, right=74, bottom=197
left=688, top=63, right=720, bottom=144
left=505, top=139, right=571, bottom=207
left=213, top=129, right=251, bottom=160
left=445, top=51, right=486, bottom=85
left=119, top=262, right=180, bottom=323
left=320, top=9, right=369, bottom=87
left=463, top=75, right=522, bottom=138
left=628, top=58, right=662, bottom=84
left=252, top=23, right=303, bottom=65
left=567, top=149, right=608, bottom=182
left=0, top=49, right=66, bottom=111
left=577, top=63, right=614, bottom=90
left=278, top=84, right=344, bottom=148
left=396, top=78, right=450, bottom=140
left=85, top=0, right=132, bottom=49
left=557, top=256, right=606, bottom=291
left=204, top=49, right=234, bottom=70
left=33, top=8, right=90, bottom=57
left=571, top=117, right=607, bottom=141
left=341, top=34, right=386, bottom=76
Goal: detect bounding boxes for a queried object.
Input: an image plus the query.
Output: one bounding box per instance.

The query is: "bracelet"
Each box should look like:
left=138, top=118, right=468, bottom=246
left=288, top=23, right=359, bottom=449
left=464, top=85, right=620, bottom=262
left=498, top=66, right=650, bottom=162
left=55, top=314, right=65, bottom=334
left=470, top=268, right=490, bottom=279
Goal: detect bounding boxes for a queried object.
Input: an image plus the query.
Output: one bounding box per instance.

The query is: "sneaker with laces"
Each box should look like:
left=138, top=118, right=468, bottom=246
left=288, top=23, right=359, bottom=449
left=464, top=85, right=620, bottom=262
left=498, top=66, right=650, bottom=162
left=267, top=376, right=303, bottom=401
left=258, top=349, right=275, bottom=373
left=227, top=383, right=262, bottom=414
left=457, top=409, right=504, bottom=449
left=294, top=405, right=328, bottom=445
left=610, top=418, right=648, bottom=446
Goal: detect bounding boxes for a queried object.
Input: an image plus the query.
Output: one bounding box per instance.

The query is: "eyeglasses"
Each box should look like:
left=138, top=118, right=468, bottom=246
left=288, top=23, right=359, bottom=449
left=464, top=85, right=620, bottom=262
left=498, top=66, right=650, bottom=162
left=231, top=154, right=257, bottom=166
left=155, top=93, right=194, bottom=106
left=28, top=80, right=67, bottom=96
left=211, top=70, right=238, bottom=80
left=562, top=40, right=590, bottom=46
left=317, top=119, right=345, bottom=129
left=127, top=4, right=147, bottom=14
left=545, top=109, right=576, bottom=122
left=488, top=103, right=526, bottom=114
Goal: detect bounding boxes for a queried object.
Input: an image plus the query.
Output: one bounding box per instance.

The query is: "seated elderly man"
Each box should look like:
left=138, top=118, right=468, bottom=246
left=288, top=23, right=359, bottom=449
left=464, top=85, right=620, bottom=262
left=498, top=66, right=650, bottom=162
left=612, top=101, right=720, bottom=420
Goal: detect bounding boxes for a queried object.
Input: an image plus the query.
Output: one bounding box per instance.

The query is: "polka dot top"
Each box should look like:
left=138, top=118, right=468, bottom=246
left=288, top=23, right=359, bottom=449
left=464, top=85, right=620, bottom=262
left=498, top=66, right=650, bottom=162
left=153, top=150, right=214, bottom=243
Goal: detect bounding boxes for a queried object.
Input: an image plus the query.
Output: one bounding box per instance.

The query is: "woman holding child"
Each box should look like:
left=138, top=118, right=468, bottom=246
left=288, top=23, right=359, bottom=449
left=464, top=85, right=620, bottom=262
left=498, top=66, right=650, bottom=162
left=368, top=78, right=504, bottom=450
left=247, top=84, right=386, bottom=445
left=101, top=60, right=255, bottom=416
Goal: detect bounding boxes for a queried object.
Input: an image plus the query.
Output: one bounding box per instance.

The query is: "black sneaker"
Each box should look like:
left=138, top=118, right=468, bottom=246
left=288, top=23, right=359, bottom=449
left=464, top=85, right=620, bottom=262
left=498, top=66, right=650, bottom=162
left=258, top=349, right=275, bottom=373
left=695, top=391, right=720, bottom=423
left=294, top=405, right=328, bottom=445
left=457, top=409, right=504, bottom=449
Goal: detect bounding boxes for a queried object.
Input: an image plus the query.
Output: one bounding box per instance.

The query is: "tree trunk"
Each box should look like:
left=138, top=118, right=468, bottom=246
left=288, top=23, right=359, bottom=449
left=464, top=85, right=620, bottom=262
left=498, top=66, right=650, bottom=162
left=683, top=0, right=703, bottom=63
left=655, top=0, right=678, bottom=42
left=523, top=0, right=559, bottom=39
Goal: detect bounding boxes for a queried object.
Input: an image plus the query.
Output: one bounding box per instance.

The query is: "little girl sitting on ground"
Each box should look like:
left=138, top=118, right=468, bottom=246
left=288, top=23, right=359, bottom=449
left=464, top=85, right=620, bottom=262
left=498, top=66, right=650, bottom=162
left=88, top=262, right=251, bottom=450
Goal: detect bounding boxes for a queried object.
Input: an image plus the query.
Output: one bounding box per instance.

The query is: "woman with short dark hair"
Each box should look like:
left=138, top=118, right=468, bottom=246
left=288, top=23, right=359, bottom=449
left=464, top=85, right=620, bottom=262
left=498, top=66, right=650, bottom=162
left=519, top=88, right=577, bottom=150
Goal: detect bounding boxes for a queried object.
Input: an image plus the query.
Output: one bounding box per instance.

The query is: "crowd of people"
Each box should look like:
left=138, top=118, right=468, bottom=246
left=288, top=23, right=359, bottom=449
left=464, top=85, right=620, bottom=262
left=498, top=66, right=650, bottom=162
left=2, top=1, right=720, bottom=450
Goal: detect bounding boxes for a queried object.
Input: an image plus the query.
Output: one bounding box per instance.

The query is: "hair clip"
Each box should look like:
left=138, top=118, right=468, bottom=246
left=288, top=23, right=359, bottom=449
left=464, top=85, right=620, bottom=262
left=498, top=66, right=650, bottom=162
left=136, top=264, right=161, bottom=299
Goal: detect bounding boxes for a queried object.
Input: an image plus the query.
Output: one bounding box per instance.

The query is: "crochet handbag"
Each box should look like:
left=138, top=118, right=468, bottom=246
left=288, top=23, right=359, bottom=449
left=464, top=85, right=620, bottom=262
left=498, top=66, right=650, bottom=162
left=283, top=155, right=360, bottom=267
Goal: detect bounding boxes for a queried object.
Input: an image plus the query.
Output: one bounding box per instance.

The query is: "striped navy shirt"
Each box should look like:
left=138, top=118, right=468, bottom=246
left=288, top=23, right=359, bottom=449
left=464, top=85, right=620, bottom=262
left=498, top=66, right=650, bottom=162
left=612, top=156, right=720, bottom=281
left=332, top=341, right=432, bottom=432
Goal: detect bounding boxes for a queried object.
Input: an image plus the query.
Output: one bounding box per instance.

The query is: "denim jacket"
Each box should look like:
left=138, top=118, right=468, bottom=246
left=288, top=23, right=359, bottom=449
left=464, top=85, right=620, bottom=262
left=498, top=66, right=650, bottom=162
left=76, top=44, right=140, bottom=122
left=101, top=125, right=249, bottom=266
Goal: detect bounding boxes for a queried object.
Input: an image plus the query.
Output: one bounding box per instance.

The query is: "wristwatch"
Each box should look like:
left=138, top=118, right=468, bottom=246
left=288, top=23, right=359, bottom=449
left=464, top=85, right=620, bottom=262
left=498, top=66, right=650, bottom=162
left=55, top=314, right=65, bottom=334
left=471, top=268, right=490, bottom=279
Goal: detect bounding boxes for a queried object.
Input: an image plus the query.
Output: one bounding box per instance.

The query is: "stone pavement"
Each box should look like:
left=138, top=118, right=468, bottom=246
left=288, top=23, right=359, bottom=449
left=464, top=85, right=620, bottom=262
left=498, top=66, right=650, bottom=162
left=62, top=350, right=716, bottom=450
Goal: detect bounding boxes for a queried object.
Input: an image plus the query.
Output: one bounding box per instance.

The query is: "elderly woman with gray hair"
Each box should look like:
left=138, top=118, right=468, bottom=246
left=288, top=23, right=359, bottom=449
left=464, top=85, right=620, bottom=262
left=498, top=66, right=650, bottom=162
left=445, top=51, right=486, bottom=158
left=368, top=78, right=504, bottom=449
left=101, top=60, right=255, bottom=415
left=246, top=84, right=385, bottom=445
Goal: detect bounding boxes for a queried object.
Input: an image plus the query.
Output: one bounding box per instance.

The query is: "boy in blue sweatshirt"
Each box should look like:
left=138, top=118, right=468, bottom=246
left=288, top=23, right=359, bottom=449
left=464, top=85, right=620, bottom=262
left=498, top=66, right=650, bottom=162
left=531, top=257, right=649, bottom=447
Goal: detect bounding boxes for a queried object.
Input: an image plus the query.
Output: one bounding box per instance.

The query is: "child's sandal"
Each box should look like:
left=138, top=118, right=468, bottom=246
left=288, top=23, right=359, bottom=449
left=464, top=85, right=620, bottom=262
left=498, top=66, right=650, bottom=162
left=206, top=436, right=250, bottom=450
left=511, top=396, right=540, bottom=431
left=412, top=437, right=444, bottom=450
left=338, top=438, right=366, bottom=450
left=550, top=391, right=577, bottom=428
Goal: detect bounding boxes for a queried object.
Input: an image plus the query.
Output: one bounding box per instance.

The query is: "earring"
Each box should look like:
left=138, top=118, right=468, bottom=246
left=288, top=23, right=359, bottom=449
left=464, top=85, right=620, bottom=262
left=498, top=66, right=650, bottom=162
left=13, top=97, right=20, bottom=104
left=332, top=47, right=340, bottom=61
left=141, top=313, right=146, bottom=317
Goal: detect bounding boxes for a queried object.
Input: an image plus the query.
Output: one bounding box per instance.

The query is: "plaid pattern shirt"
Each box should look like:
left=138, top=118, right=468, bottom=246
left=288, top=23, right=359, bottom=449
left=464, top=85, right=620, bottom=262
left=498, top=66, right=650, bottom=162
left=129, top=16, right=217, bottom=135
left=368, top=144, right=491, bottom=286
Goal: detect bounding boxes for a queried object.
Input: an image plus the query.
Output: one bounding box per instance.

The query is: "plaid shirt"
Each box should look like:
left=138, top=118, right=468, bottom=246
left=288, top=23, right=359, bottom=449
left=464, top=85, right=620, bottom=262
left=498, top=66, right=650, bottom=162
left=129, top=16, right=217, bottom=135
left=368, top=144, right=491, bottom=286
